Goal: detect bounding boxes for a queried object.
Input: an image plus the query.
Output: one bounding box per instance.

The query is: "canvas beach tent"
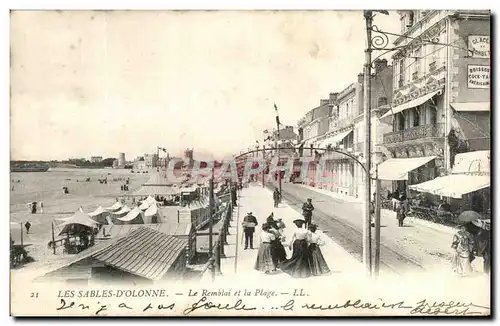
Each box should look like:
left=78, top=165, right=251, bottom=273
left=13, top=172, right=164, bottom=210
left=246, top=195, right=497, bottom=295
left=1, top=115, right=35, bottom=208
left=116, top=207, right=144, bottom=225
left=143, top=203, right=161, bottom=224
left=104, top=201, right=123, bottom=211
left=57, top=209, right=98, bottom=236
left=88, top=206, right=108, bottom=224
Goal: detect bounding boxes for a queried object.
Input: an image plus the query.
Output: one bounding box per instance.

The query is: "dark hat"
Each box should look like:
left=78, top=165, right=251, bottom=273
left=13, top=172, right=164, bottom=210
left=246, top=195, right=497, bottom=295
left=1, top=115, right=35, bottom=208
left=308, top=224, right=318, bottom=232
left=307, top=198, right=312, bottom=201
left=293, top=218, right=306, bottom=225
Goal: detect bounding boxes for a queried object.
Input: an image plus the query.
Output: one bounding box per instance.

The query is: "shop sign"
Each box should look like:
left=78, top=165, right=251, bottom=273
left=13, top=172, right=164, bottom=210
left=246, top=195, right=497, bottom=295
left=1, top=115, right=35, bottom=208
left=467, top=65, right=490, bottom=89
left=468, top=35, right=490, bottom=58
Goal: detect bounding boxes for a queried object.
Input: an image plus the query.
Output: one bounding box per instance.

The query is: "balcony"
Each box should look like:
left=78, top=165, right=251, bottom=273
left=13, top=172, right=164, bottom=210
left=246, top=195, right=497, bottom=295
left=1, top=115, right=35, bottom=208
left=383, top=123, right=444, bottom=145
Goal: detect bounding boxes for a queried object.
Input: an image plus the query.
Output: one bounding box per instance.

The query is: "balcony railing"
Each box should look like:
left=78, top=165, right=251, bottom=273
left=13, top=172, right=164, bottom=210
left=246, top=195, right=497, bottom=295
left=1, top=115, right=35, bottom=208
left=383, top=123, right=444, bottom=144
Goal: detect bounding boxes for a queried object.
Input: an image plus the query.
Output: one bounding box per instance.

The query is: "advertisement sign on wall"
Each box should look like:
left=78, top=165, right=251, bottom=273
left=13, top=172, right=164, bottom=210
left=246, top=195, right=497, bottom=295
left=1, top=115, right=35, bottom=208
left=467, top=65, right=490, bottom=89
left=468, top=35, right=490, bottom=58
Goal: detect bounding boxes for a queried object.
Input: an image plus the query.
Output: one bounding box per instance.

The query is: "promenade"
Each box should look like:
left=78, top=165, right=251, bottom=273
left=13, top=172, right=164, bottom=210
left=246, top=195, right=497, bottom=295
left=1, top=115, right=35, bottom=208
left=201, top=184, right=363, bottom=286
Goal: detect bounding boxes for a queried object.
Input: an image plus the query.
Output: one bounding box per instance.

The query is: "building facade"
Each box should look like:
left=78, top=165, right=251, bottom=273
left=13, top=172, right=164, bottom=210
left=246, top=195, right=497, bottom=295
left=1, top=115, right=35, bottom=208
left=297, top=99, right=331, bottom=185
left=144, top=153, right=159, bottom=168
left=379, top=10, right=490, bottom=194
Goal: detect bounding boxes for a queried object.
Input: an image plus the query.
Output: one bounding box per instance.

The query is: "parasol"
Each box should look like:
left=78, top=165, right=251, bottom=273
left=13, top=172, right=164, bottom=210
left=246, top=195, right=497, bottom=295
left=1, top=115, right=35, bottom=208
left=457, top=210, right=482, bottom=224
left=472, top=219, right=491, bottom=231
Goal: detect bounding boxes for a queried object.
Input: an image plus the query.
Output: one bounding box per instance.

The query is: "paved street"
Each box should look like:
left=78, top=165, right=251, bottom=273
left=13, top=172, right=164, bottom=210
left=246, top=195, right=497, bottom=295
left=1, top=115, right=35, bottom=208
left=274, top=182, right=486, bottom=275
left=201, top=184, right=364, bottom=286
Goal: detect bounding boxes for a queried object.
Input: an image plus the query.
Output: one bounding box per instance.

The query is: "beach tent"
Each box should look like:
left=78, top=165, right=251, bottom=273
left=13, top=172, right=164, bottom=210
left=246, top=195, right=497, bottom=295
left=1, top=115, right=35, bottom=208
left=143, top=204, right=161, bottom=224
left=116, top=207, right=144, bottom=225
left=88, top=206, right=108, bottom=224
left=145, top=196, right=158, bottom=205
left=112, top=205, right=131, bottom=215
left=139, top=200, right=151, bottom=210
left=58, top=210, right=98, bottom=236
left=104, top=201, right=122, bottom=211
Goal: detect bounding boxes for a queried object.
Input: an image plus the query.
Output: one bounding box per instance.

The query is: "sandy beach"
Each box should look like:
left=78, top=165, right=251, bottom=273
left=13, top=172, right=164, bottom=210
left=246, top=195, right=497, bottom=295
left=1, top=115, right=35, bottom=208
left=10, top=167, right=151, bottom=277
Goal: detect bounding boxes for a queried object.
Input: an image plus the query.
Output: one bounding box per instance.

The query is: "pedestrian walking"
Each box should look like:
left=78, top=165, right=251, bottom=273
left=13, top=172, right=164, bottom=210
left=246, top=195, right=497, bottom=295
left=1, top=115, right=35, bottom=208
left=31, top=202, right=37, bottom=214
left=254, top=223, right=277, bottom=274
left=40, top=202, right=44, bottom=213
left=25, top=221, right=32, bottom=234
left=280, top=219, right=312, bottom=278
left=451, top=225, right=475, bottom=276
left=307, top=224, right=330, bottom=276
left=396, top=205, right=406, bottom=227
left=273, top=188, right=281, bottom=208
left=242, top=212, right=258, bottom=250
left=302, top=198, right=314, bottom=229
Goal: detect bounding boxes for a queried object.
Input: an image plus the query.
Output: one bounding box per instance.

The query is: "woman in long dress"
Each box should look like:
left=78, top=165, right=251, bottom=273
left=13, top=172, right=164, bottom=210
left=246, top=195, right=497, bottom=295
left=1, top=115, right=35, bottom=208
left=268, top=216, right=287, bottom=266
left=308, top=224, right=330, bottom=276
left=451, top=225, right=475, bottom=276
left=254, top=223, right=277, bottom=274
left=280, top=219, right=311, bottom=278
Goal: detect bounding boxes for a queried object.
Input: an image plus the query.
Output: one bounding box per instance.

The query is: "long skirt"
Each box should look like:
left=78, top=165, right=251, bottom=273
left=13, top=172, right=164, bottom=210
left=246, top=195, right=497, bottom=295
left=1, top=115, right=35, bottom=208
left=280, top=239, right=311, bottom=278
left=309, top=244, right=330, bottom=276
left=452, top=251, right=473, bottom=276
left=254, top=243, right=276, bottom=273
left=271, top=239, right=287, bottom=266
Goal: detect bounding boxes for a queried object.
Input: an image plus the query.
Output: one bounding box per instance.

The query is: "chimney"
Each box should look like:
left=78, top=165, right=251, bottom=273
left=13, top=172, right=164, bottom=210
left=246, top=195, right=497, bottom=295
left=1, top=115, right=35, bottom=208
left=320, top=99, right=329, bottom=106
left=357, top=73, right=364, bottom=84
left=374, top=59, right=388, bottom=75
left=329, top=92, right=338, bottom=104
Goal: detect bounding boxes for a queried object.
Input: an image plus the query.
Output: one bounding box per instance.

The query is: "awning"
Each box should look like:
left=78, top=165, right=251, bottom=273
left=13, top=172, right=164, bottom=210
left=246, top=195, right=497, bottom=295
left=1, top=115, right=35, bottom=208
left=451, top=102, right=490, bottom=112
left=381, top=90, right=442, bottom=119
left=452, top=150, right=490, bottom=174
left=409, top=174, right=490, bottom=198
left=377, top=156, right=436, bottom=181
left=320, top=129, right=353, bottom=148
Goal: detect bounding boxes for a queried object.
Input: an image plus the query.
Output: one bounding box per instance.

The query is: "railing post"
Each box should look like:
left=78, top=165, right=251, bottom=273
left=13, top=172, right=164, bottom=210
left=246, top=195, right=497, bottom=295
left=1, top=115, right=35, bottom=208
left=220, top=229, right=226, bottom=258
left=215, top=241, right=222, bottom=275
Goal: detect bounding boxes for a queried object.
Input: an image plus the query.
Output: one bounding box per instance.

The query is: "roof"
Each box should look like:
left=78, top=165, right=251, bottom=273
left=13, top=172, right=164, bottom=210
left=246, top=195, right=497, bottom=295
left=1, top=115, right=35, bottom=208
left=93, top=227, right=188, bottom=281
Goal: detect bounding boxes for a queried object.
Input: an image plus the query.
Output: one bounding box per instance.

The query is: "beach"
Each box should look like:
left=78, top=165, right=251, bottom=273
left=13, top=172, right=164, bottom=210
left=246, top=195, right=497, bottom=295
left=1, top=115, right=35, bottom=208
left=10, top=168, right=151, bottom=277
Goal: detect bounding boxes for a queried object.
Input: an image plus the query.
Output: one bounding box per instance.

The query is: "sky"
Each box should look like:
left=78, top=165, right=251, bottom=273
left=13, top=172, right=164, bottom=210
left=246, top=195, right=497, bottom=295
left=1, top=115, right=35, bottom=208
left=10, top=10, right=400, bottom=161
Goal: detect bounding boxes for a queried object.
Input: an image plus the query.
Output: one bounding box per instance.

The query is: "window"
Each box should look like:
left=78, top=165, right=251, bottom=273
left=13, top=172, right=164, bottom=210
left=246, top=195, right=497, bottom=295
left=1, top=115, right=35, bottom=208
left=413, top=107, right=420, bottom=127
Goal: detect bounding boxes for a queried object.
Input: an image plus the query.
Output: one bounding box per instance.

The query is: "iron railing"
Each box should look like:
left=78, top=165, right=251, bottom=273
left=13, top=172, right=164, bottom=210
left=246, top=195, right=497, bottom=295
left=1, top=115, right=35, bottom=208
left=383, top=123, right=444, bottom=144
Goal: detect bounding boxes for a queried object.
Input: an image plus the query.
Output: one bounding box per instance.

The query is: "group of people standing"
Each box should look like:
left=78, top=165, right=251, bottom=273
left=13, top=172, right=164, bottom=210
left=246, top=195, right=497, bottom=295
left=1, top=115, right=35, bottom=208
left=244, top=193, right=330, bottom=278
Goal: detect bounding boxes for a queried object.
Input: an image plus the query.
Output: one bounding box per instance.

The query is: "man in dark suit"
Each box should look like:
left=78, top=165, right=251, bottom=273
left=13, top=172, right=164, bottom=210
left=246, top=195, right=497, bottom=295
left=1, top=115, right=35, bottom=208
left=242, top=212, right=258, bottom=249
left=302, top=198, right=314, bottom=228
left=273, top=188, right=281, bottom=208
